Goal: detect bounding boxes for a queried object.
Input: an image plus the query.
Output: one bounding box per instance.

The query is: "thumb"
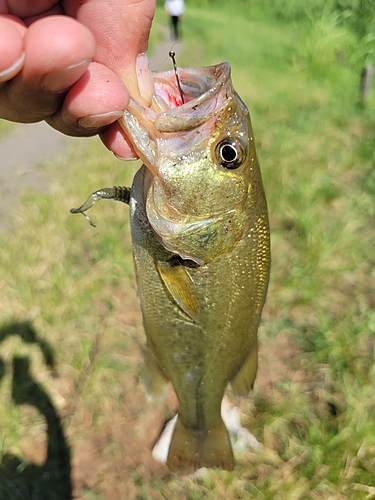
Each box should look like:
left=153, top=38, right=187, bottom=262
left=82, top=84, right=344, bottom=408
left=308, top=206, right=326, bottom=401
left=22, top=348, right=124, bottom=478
left=66, top=0, right=156, bottom=103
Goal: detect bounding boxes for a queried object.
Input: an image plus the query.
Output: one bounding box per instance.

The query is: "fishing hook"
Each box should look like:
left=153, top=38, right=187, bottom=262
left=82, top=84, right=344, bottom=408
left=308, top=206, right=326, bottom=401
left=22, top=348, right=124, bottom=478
left=169, top=50, right=185, bottom=104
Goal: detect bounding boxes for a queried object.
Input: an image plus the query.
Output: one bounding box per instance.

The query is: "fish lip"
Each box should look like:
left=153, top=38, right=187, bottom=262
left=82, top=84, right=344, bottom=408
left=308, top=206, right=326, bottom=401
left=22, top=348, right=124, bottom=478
left=127, top=62, right=232, bottom=133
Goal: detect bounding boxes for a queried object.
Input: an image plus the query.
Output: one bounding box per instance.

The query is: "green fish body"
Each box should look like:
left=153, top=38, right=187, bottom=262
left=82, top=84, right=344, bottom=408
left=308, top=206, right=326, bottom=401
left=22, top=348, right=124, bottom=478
left=120, top=62, right=270, bottom=474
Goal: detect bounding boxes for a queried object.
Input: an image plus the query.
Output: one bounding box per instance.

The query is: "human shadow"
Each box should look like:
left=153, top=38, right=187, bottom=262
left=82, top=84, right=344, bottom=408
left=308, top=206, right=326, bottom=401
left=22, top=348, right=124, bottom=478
left=0, top=321, right=72, bottom=500
left=0, top=321, right=55, bottom=369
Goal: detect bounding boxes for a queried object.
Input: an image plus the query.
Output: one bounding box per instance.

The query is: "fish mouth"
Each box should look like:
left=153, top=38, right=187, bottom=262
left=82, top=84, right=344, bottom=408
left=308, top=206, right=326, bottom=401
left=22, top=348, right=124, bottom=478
left=120, top=62, right=232, bottom=138
left=147, top=61, right=231, bottom=132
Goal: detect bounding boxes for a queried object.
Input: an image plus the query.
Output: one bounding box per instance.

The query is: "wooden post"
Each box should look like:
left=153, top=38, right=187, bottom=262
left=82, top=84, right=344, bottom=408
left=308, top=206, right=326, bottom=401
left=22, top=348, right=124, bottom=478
left=360, top=64, right=374, bottom=105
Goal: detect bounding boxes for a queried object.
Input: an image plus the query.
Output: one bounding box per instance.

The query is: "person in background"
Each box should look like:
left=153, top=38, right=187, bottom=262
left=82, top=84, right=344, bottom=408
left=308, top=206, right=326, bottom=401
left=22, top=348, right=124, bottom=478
left=164, top=0, right=185, bottom=41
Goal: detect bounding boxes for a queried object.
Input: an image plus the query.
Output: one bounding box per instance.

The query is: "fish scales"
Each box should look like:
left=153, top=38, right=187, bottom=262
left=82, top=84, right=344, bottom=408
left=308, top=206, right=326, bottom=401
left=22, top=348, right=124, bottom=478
left=119, top=62, right=270, bottom=473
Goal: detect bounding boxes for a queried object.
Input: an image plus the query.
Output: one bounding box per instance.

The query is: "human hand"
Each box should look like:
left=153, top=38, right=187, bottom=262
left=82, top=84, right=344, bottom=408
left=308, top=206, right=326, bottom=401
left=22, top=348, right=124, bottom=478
left=0, top=0, right=156, bottom=159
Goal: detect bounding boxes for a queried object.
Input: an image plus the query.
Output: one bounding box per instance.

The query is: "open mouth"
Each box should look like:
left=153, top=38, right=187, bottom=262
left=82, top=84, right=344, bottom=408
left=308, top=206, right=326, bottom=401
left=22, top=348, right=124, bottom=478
left=121, top=62, right=231, bottom=134
left=152, top=62, right=230, bottom=110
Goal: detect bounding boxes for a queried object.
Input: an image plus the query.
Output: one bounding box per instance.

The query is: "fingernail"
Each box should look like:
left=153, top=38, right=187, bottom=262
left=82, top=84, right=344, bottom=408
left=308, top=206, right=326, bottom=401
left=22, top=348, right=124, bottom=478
left=136, top=53, right=154, bottom=105
left=43, top=58, right=91, bottom=93
left=114, top=152, right=138, bottom=161
left=0, top=52, right=25, bottom=82
left=78, top=111, right=124, bottom=130
left=113, top=151, right=139, bottom=161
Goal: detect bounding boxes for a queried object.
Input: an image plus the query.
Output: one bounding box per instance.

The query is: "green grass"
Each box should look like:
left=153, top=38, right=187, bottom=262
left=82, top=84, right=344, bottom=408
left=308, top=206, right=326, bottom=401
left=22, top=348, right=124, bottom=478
left=0, top=118, right=16, bottom=136
left=1, top=3, right=375, bottom=499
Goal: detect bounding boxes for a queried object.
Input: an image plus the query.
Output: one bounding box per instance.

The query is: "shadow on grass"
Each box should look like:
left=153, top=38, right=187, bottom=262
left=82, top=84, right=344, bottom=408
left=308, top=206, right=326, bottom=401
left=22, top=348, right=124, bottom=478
left=0, top=321, right=72, bottom=500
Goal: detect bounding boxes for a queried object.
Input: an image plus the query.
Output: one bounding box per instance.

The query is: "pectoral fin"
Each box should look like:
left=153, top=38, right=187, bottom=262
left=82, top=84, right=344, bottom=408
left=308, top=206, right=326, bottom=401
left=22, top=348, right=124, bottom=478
left=230, top=342, right=258, bottom=397
left=143, top=346, right=169, bottom=400
left=156, top=260, right=200, bottom=322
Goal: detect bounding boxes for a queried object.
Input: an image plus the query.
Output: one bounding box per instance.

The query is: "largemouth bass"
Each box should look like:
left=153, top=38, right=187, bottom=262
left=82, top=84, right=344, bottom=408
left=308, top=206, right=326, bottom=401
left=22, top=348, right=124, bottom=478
left=120, top=62, right=270, bottom=474
left=72, top=62, right=270, bottom=473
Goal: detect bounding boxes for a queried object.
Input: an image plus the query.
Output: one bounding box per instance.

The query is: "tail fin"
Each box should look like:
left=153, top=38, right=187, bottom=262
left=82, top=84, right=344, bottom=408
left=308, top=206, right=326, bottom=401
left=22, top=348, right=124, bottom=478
left=167, top=417, right=234, bottom=474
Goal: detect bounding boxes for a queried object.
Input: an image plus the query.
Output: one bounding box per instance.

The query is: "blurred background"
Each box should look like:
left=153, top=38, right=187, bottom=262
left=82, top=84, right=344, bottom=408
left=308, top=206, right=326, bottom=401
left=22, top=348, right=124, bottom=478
left=0, top=1, right=374, bottom=498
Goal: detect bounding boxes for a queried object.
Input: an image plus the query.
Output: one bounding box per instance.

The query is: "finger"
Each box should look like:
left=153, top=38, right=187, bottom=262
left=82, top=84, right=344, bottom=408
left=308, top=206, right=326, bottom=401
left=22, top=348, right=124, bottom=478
left=65, top=0, right=156, bottom=157
left=0, top=15, right=95, bottom=123
left=0, top=16, right=26, bottom=82
left=46, top=62, right=129, bottom=137
left=65, top=0, right=156, bottom=102
left=100, top=122, right=138, bottom=160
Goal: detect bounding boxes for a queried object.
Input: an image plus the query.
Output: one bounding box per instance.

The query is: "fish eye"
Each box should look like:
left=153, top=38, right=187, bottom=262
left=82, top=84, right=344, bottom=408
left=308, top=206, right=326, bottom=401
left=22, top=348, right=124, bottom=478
left=215, top=139, right=245, bottom=170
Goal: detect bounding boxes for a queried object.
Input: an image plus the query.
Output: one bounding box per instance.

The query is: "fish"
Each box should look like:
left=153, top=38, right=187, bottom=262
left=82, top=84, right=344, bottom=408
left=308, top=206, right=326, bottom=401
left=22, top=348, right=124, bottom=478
left=71, top=61, right=270, bottom=474
left=119, top=62, right=270, bottom=474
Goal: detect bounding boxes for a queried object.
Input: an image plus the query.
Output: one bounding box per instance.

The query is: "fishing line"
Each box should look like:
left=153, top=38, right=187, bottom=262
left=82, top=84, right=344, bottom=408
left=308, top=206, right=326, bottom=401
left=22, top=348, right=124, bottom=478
left=155, top=41, right=182, bottom=72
